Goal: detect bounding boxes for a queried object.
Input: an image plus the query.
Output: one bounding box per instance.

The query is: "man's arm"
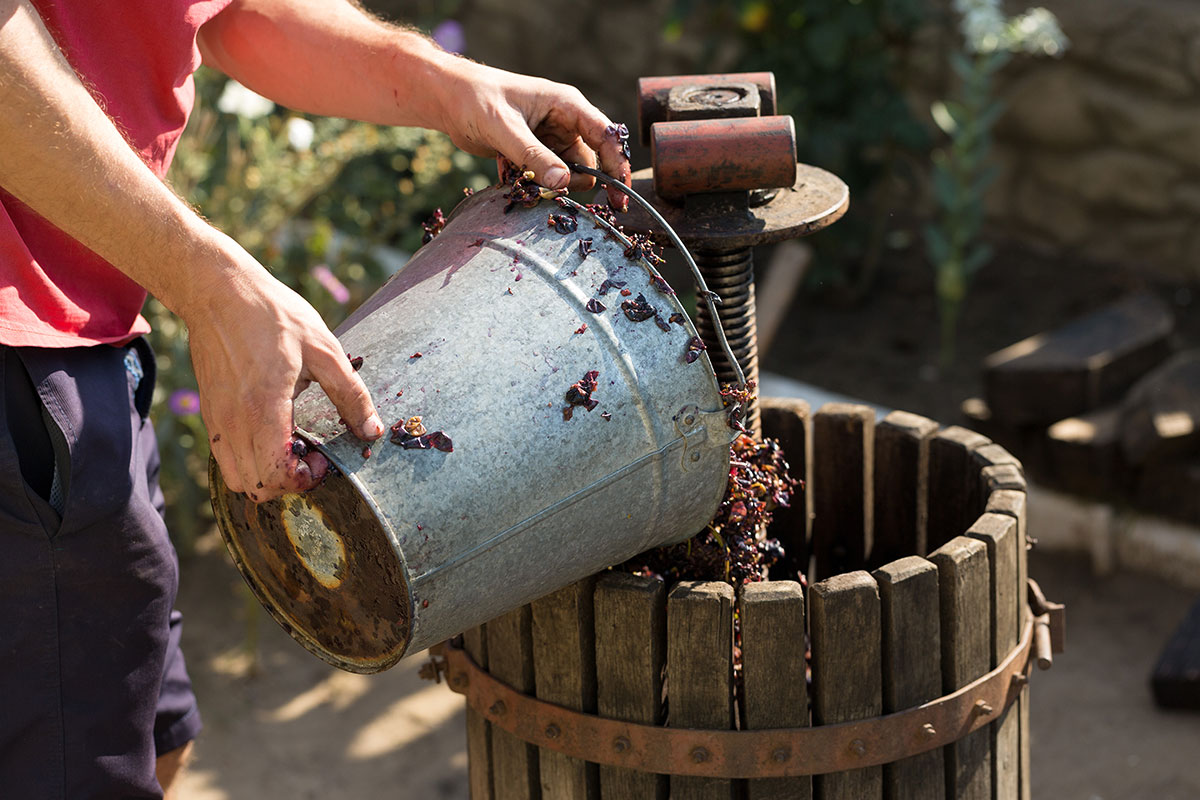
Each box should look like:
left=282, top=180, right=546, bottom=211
left=196, top=0, right=632, bottom=205
left=0, top=0, right=383, bottom=501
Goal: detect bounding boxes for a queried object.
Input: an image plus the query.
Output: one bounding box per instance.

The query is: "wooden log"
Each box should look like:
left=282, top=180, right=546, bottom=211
left=872, top=411, right=938, bottom=568
left=812, top=404, right=875, bottom=579
left=1119, top=350, right=1200, bottom=466
left=985, top=490, right=1031, bottom=800
left=487, top=606, right=539, bottom=800
left=532, top=579, right=598, bottom=800
left=929, top=537, right=992, bottom=800
left=983, top=291, right=1173, bottom=425
left=464, top=625, right=494, bottom=800
left=761, top=397, right=814, bottom=582
left=667, top=581, right=735, bottom=800
left=810, top=571, right=883, bottom=800
left=967, top=514, right=1021, bottom=800
left=740, top=581, right=811, bottom=800
left=927, top=427, right=990, bottom=552
left=1044, top=407, right=1130, bottom=500
left=594, top=573, right=668, bottom=800
left=872, top=557, right=945, bottom=800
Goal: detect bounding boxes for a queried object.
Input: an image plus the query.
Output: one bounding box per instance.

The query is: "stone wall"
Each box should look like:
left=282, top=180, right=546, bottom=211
left=985, top=0, right=1200, bottom=282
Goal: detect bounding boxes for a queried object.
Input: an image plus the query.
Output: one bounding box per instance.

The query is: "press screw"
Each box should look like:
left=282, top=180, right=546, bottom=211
left=691, top=747, right=710, bottom=763
left=690, top=451, right=702, bottom=462
left=922, top=723, right=937, bottom=738
left=974, top=700, right=994, bottom=716
left=545, top=724, right=561, bottom=740
left=772, top=747, right=790, bottom=763
left=849, top=739, right=867, bottom=757
left=488, top=701, right=507, bottom=716
left=613, top=736, right=631, bottom=753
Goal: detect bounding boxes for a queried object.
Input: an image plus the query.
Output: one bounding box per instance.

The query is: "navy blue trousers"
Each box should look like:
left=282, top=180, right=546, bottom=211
left=0, top=340, right=200, bottom=799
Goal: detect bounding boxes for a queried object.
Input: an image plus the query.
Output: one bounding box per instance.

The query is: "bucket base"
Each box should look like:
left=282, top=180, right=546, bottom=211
left=210, top=457, right=412, bottom=674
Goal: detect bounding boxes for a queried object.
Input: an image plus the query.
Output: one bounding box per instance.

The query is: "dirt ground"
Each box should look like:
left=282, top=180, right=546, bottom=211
left=175, top=244, right=1200, bottom=798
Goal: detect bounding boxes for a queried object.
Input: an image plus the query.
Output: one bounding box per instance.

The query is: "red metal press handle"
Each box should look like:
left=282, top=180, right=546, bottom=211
left=651, top=116, right=798, bottom=199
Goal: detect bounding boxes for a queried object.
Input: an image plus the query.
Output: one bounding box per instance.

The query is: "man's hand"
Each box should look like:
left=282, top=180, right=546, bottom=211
left=431, top=60, right=633, bottom=210
left=184, top=240, right=384, bottom=502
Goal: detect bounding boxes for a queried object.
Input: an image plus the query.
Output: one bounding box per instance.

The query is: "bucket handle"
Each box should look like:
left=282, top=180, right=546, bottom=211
left=567, top=163, right=748, bottom=389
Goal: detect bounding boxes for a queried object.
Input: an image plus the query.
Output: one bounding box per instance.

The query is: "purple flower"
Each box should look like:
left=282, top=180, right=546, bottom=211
left=311, top=264, right=350, bottom=304
left=169, top=389, right=201, bottom=416
left=432, top=20, right=465, bottom=54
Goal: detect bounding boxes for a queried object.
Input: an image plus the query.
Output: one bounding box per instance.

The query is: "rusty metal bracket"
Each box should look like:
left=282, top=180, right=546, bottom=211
left=426, top=611, right=1040, bottom=779
left=1028, top=577, right=1066, bottom=668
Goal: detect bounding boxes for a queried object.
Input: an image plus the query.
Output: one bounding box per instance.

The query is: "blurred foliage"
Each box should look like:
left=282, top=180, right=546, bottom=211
left=668, top=0, right=931, bottom=297
left=150, top=65, right=491, bottom=551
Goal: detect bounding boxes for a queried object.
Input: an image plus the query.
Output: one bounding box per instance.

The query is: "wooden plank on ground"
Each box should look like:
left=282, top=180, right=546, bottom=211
left=594, top=572, right=668, bottom=800
left=1045, top=407, right=1130, bottom=500
left=741, top=581, right=811, bottom=800
left=810, top=571, right=883, bottom=800
left=487, top=606, right=539, bottom=800
left=873, top=557, right=945, bottom=800
left=967, top=514, right=1021, bottom=800
left=982, top=291, right=1173, bottom=425
left=985, top=490, right=1031, bottom=800
left=872, top=411, right=938, bottom=568
left=667, top=581, right=735, bottom=800
left=812, top=404, right=875, bottom=579
left=927, top=427, right=990, bottom=553
left=464, top=625, right=494, bottom=800
left=929, top=537, right=992, bottom=800
left=761, top=397, right=813, bottom=582
left=532, top=578, right=598, bottom=800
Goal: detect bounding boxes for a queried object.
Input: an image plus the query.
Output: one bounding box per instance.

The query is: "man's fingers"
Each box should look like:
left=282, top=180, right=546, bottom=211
left=310, top=346, right=384, bottom=442
left=494, top=113, right=572, bottom=190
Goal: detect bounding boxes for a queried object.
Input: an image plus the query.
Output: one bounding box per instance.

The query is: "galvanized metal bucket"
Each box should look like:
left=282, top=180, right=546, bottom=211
left=210, top=185, right=736, bottom=673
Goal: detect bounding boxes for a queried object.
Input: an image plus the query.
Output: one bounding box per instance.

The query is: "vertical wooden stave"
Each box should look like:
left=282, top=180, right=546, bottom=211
left=969, top=444, right=1022, bottom=533
left=760, top=398, right=814, bottom=582
left=986, top=489, right=1031, bottom=800
left=927, top=427, right=990, bottom=553
left=930, top=536, right=992, bottom=800
left=967, top=513, right=1020, bottom=800
left=873, top=411, right=939, bottom=568
left=667, top=581, right=736, bottom=800
left=741, top=581, right=811, bottom=800
left=873, top=557, right=945, bottom=800
left=810, top=570, right=884, bottom=800
left=531, top=578, right=598, bottom=800
left=594, top=572, right=668, bottom=800
left=464, top=625, right=494, bottom=800
left=812, top=404, right=876, bottom=579
left=487, top=606, right=540, bottom=800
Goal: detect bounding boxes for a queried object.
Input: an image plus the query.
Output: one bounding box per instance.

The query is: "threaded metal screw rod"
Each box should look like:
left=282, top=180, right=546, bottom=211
left=694, top=246, right=760, bottom=438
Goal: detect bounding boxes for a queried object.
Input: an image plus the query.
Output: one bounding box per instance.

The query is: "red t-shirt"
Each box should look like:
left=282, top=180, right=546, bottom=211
left=0, top=0, right=232, bottom=347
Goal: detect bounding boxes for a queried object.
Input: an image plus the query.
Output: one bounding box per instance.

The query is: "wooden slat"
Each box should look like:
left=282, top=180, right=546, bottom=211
left=981, top=464, right=1027, bottom=496
left=986, top=490, right=1030, bottom=800
left=873, top=557, right=945, bottom=800
left=929, top=537, right=992, bottom=800
left=487, top=606, right=539, bottom=800
left=967, top=514, right=1020, bottom=800
left=667, top=581, right=735, bottom=800
left=872, top=411, right=938, bottom=567
left=532, top=579, right=598, bottom=800
left=969, top=444, right=1021, bottom=532
left=810, top=571, right=883, bottom=800
left=761, top=397, right=814, bottom=582
left=464, top=625, right=494, bottom=800
left=927, top=427, right=989, bottom=552
left=741, top=581, right=811, bottom=800
left=812, top=404, right=875, bottom=579
left=594, top=572, right=668, bottom=800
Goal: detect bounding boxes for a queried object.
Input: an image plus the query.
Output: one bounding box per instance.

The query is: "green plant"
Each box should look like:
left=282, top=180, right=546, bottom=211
left=925, top=0, right=1067, bottom=366
left=668, top=0, right=931, bottom=297
left=152, top=66, right=491, bottom=552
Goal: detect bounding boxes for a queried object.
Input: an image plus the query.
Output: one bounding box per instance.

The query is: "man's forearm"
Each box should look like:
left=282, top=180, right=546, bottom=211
left=198, top=0, right=453, bottom=130
left=0, top=0, right=248, bottom=321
